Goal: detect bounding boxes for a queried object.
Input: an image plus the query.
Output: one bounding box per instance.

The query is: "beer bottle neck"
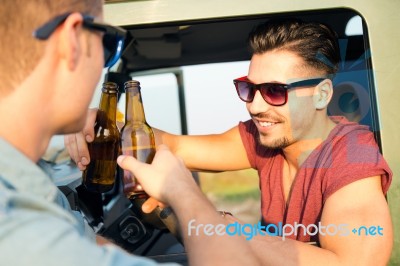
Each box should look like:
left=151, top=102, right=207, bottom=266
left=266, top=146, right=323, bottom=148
left=125, top=87, right=147, bottom=125
left=99, top=88, right=118, bottom=123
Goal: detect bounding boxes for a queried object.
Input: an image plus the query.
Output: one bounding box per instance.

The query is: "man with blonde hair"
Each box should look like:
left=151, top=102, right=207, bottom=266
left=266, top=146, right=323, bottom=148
left=0, top=1, right=260, bottom=265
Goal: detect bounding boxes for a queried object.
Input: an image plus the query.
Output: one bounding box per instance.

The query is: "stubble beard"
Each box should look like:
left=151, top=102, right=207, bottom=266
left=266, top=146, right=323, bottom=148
left=257, top=134, right=291, bottom=150
left=251, top=113, right=292, bottom=149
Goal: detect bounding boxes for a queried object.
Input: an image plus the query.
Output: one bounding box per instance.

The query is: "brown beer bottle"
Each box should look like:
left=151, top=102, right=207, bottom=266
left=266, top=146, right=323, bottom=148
left=121, top=80, right=155, bottom=199
left=82, top=82, right=121, bottom=193
left=121, top=80, right=182, bottom=240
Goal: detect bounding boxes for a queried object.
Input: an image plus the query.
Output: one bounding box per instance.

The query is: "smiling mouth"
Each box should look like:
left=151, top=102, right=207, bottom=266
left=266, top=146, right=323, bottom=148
left=251, top=113, right=283, bottom=129
left=259, top=121, right=277, bottom=127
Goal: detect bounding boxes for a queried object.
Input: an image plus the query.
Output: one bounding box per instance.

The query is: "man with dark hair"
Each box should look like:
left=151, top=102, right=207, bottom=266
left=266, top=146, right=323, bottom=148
left=0, top=1, right=260, bottom=265
left=67, top=19, right=392, bottom=265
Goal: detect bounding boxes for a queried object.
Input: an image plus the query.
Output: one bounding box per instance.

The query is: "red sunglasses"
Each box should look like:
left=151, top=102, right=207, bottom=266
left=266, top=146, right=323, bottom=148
left=233, top=76, right=326, bottom=106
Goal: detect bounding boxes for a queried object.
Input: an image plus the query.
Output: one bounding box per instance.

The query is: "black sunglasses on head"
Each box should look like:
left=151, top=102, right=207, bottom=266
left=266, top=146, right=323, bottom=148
left=33, top=12, right=127, bottom=68
left=233, top=76, right=327, bottom=106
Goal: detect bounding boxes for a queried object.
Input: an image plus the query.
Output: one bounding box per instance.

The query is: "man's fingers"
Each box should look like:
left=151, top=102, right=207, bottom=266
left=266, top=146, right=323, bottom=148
left=64, top=108, right=98, bottom=170
left=117, top=155, right=149, bottom=177
left=142, top=197, right=159, bottom=213
left=117, top=147, right=182, bottom=204
left=83, top=108, right=98, bottom=142
left=75, top=132, right=91, bottom=168
left=158, top=202, right=167, bottom=209
left=64, top=133, right=90, bottom=170
left=156, top=144, right=170, bottom=151
left=64, top=134, right=79, bottom=164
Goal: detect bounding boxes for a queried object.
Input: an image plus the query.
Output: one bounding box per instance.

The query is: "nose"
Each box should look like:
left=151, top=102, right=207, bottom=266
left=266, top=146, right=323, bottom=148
left=246, top=90, right=272, bottom=114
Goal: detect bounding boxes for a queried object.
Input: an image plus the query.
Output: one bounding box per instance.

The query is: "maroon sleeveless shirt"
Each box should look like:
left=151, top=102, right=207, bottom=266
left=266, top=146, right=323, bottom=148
left=238, top=116, right=392, bottom=242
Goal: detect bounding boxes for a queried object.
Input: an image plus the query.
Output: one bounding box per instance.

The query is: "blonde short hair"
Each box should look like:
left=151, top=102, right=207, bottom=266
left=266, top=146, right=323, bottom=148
left=0, top=0, right=102, bottom=94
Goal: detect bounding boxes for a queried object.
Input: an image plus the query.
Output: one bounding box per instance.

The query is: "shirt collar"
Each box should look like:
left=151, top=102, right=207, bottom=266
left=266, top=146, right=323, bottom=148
left=0, top=138, right=58, bottom=201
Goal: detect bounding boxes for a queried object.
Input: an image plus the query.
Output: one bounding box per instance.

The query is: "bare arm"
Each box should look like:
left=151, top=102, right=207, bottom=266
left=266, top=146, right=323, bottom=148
left=153, top=126, right=250, bottom=171
left=248, top=176, right=392, bottom=265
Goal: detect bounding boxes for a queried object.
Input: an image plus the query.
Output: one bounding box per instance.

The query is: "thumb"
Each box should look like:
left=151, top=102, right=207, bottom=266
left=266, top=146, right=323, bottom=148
left=117, top=155, right=151, bottom=180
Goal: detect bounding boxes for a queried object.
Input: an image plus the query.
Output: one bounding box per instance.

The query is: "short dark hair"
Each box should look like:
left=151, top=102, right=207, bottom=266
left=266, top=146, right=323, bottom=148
left=248, top=19, right=340, bottom=75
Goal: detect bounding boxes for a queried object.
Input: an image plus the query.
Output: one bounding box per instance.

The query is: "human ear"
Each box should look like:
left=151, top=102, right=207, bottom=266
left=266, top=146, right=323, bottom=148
left=57, top=13, right=84, bottom=71
left=313, top=79, right=333, bottom=110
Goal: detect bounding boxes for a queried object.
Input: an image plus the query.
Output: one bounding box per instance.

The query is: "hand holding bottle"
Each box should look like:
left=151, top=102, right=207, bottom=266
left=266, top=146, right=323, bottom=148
left=64, top=107, right=162, bottom=212
left=117, top=145, right=198, bottom=206
left=81, top=82, right=120, bottom=193
left=64, top=108, right=97, bottom=171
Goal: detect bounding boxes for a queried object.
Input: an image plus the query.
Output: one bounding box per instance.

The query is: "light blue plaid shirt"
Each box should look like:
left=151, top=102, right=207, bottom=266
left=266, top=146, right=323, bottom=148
left=0, top=138, right=177, bottom=266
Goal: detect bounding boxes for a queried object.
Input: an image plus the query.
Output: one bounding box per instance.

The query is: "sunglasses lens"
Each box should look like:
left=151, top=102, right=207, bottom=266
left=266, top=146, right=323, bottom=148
left=261, top=84, right=286, bottom=105
left=103, top=34, right=124, bottom=67
left=236, top=81, right=254, bottom=102
left=234, top=79, right=288, bottom=105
